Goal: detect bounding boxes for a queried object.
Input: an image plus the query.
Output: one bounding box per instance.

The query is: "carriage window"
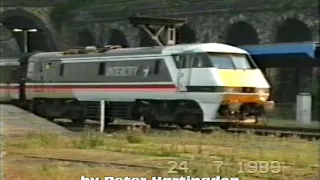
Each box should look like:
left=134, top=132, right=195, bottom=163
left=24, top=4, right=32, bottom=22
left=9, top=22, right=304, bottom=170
left=27, top=62, right=35, bottom=73
left=98, top=62, right=105, bottom=75
left=59, top=64, right=64, bottom=76
left=46, top=62, right=52, bottom=69
left=27, top=61, right=35, bottom=79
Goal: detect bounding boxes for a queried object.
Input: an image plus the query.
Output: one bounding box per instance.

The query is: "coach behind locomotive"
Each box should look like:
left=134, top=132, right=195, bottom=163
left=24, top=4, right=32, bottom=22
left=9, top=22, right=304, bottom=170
left=0, top=43, right=275, bottom=129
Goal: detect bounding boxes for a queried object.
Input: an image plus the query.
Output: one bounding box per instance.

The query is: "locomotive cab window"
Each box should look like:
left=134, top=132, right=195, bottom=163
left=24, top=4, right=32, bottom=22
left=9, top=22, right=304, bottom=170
left=207, top=53, right=257, bottom=69
left=173, top=53, right=209, bottom=68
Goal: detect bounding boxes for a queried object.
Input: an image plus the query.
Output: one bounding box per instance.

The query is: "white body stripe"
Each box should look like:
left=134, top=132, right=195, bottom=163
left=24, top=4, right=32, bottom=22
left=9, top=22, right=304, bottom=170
left=162, top=43, right=249, bottom=55
left=61, top=55, right=167, bottom=63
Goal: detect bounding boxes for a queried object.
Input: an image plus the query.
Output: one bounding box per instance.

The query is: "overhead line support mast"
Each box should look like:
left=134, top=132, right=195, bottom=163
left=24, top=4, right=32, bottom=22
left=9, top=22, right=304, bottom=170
left=128, top=16, right=187, bottom=46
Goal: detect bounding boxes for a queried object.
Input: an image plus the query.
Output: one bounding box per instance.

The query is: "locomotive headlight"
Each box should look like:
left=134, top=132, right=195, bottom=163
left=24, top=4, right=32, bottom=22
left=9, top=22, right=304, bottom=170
left=255, top=88, right=269, bottom=94
left=259, top=94, right=268, bottom=101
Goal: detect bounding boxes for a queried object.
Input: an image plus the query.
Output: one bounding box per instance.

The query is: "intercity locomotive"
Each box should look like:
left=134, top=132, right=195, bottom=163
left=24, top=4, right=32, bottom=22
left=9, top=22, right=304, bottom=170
left=0, top=43, right=275, bottom=129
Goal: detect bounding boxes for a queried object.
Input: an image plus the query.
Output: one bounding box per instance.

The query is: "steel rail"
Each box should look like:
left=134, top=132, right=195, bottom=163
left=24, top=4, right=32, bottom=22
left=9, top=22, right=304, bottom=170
left=20, top=154, right=163, bottom=170
left=224, top=127, right=320, bottom=140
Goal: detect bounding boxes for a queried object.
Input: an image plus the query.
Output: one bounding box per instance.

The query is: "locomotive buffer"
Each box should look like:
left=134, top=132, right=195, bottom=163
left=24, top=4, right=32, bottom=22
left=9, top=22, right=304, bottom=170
left=128, top=16, right=187, bottom=46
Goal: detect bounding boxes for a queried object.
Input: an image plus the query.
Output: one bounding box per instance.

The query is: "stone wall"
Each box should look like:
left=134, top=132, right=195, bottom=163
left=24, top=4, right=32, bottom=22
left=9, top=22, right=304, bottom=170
left=0, top=26, right=20, bottom=56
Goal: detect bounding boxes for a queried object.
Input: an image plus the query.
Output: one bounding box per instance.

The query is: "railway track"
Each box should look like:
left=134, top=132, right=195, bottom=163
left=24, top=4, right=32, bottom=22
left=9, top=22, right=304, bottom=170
left=225, top=127, right=320, bottom=140
left=19, top=155, right=162, bottom=171
left=55, top=119, right=320, bottom=141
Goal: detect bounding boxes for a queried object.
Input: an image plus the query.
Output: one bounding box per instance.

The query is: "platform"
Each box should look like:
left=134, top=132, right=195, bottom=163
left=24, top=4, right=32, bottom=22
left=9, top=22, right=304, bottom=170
left=0, top=104, right=73, bottom=137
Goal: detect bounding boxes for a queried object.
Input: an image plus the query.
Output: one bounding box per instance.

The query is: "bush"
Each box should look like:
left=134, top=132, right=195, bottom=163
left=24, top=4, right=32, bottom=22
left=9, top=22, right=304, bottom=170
left=126, top=131, right=144, bottom=144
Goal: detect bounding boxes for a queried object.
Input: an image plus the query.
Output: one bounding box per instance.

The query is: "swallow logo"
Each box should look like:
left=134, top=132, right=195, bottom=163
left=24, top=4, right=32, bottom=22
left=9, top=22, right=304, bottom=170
left=143, top=67, right=150, bottom=78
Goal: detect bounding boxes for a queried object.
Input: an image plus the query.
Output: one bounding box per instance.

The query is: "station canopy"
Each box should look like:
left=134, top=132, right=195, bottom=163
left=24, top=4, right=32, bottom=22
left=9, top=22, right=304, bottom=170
left=240, top=41, right=319, bottom=67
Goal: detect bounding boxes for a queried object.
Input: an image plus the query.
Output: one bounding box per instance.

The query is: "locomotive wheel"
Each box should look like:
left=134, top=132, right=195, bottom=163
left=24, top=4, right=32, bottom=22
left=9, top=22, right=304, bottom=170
left=178, top=113, right=203, bottom=131
left=71, top=110, right=86, bottom=126
left=34, top=101, right=45, bottom=116
left=47, top=116, right=55, bottom=122
left=44, top=106, right=55, bottom=122
left=192, top=123, right=203, bottom=132
left=144, top=114, right=160, bottom=128
left=71, top=118, right=86, bottom=126
left=219, top=124, right=230, bottom=130
left=33, top=103, right=42, bottom=116
left=35, top=102, right=54, bottom=121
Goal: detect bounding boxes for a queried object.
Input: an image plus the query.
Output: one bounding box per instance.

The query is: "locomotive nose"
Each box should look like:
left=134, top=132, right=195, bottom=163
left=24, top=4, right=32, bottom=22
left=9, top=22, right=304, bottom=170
left=217, top=69, right=269, bottom=88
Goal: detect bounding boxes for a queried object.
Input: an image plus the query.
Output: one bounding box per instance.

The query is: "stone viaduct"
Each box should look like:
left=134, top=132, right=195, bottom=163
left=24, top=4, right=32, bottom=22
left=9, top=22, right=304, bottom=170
left=0, top=0, right=319, bottom=119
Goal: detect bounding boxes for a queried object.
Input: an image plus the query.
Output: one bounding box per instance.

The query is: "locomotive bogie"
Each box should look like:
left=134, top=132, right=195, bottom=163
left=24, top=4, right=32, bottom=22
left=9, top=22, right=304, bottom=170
left=27, top=98, right=87, bottom=124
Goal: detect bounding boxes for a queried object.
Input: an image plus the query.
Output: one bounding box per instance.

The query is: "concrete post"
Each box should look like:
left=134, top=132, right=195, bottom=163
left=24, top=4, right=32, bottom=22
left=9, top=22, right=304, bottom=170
left=100, top=100, right=105, bottom=132
left=296, top=93, right=312, bottom=125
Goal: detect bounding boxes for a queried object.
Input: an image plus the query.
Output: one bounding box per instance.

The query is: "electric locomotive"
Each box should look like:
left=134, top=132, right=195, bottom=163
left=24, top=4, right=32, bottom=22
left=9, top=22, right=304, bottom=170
left=0, top=43, right=275, bottom=129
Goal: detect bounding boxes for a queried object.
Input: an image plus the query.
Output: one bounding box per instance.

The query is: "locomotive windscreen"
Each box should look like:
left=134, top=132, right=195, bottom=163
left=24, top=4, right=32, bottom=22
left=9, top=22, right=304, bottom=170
left=208, top=53, right=257, bottom=69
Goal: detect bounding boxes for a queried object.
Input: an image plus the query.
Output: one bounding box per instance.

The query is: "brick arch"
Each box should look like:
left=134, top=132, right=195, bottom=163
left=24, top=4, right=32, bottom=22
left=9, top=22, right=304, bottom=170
left=76, top=28, right=95, bottom=47
left=0, top=8, right=57, bottom=52
left=275, top=18, right=312, bottom=42
left=271, top=13, right=313, bottom=42
left=108, top=29, right=129, bottom=47
left=225, top=21, right=259, bottom=46
left=219, top=15, right=262, bottom=45
left=176, top=24, right=197, bottom=44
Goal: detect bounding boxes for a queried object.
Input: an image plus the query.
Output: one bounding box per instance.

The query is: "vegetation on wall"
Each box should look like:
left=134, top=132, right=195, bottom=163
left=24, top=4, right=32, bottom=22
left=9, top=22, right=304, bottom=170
left=49, top=0, right=92, bottom=31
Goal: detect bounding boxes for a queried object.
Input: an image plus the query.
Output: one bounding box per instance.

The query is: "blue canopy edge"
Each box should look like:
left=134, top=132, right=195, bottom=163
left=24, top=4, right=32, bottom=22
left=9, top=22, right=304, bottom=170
left=240, top=41, right=319, bottom=61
